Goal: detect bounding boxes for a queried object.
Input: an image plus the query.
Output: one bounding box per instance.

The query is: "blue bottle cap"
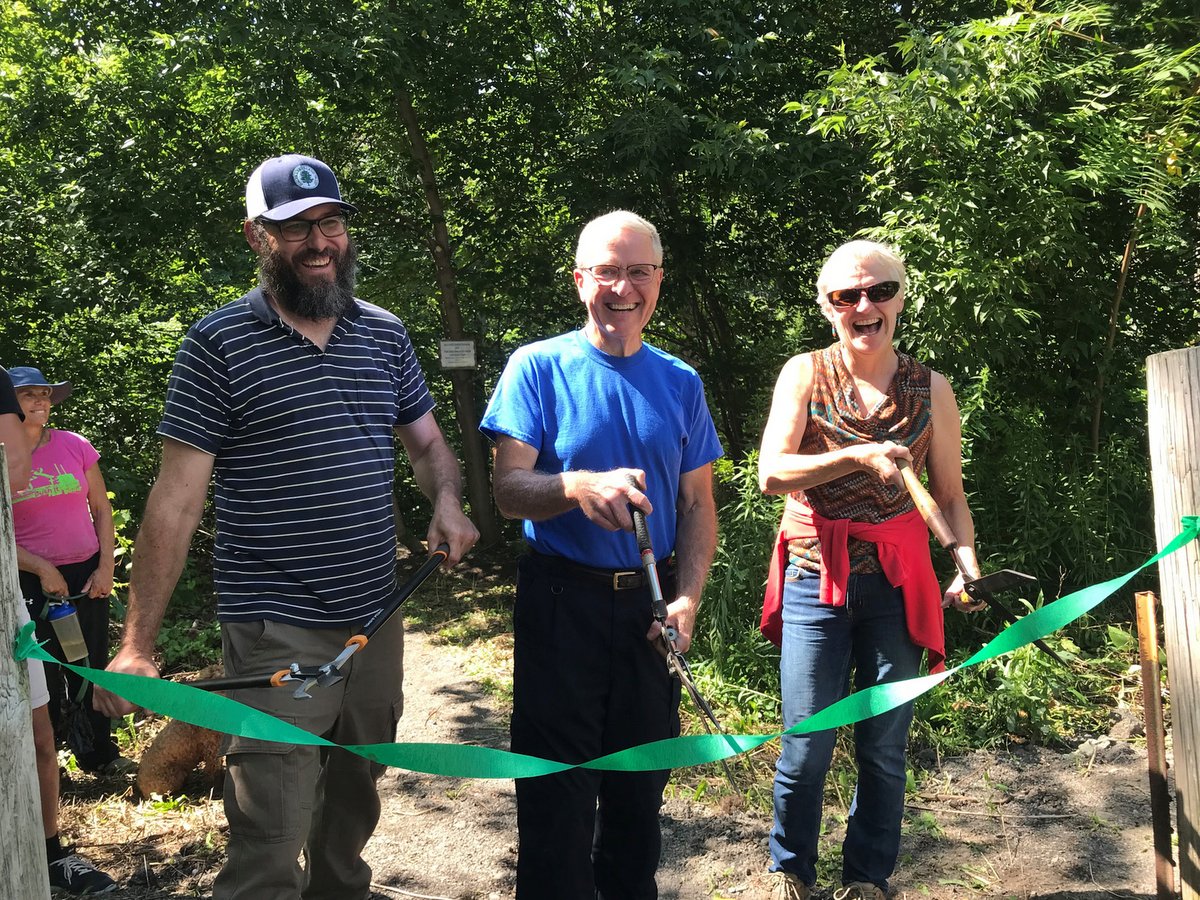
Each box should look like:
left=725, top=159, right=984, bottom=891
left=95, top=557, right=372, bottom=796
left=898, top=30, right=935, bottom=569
left=46, top=601, right=78, bottom=620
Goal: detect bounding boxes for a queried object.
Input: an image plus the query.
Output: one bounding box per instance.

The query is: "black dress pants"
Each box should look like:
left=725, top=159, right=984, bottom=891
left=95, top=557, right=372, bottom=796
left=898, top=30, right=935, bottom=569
left=512, top=552, right=680, bottom=900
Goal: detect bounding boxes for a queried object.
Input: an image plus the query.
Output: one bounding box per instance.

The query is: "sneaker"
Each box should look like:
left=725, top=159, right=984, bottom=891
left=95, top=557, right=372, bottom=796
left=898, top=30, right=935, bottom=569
left=833, top=882, right=887, bottom=900
left=768, top=870, right=812, bottom=900
left=48, top=854, right=118, bottom=895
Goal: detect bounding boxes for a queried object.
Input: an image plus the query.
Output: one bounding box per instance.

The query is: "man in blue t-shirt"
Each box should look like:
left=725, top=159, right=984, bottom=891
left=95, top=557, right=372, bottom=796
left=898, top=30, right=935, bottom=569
left=95, top=155, right=478, bottom=900
left=481, top=210, right=722, bottom=900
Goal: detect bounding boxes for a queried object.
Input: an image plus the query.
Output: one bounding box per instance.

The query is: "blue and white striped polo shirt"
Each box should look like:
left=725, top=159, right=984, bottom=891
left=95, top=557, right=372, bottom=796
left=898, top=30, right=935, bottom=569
left=159, top=288, right=435, bottom=626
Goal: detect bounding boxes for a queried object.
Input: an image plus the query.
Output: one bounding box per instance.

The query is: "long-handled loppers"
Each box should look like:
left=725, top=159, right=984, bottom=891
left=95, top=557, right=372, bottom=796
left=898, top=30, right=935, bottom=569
left=626, top=477, right=741, bottom=794
left=895, top=459, right=1065, bottom=665
left=188, top=543, right=450, bottom=698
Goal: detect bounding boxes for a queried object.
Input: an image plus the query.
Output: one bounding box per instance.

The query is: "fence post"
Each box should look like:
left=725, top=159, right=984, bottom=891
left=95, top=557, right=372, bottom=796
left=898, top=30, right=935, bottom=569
left=1147, top=346, right=1200, bottom=899
left=0, top=444, right=52, bottom=897
left=1136, top=590, right=1176, bottom=899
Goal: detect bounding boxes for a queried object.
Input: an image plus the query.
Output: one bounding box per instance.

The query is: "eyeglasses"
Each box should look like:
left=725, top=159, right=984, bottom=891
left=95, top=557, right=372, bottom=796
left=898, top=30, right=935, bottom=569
left=578, top=264, right=662, bottom=285
left=826, top=281, right=900, bottom=309
left=263, top=215, right=349, bottom=243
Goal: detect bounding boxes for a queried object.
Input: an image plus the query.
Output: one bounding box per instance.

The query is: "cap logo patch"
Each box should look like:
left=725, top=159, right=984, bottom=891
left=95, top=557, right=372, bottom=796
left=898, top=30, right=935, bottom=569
left=292, top=164, right=320, bottom=190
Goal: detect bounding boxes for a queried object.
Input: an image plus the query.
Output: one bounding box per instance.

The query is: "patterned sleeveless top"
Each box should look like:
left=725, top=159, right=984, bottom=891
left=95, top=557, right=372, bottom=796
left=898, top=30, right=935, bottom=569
left=788, top=344, right=933, bottom=573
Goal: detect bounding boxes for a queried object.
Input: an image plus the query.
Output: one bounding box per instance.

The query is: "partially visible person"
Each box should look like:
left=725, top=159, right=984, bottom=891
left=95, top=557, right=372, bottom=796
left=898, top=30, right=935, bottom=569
left=756, top=241, right=984, bottom=900
left=482, top=210, right=722, bottom=899
left=9, top=366, right=128, bottom=776
left=19, top=604, right=119, bottom=894
left=0, top=365, right=31, bottom=492
left=3, top=370, right=114, bottom=893
left=94, top=153, right=478, bottom=900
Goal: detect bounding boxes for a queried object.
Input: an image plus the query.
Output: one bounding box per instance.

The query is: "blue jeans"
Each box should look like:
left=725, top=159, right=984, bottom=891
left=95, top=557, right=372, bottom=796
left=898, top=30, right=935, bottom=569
left=769, top=566, right=923, bottom=891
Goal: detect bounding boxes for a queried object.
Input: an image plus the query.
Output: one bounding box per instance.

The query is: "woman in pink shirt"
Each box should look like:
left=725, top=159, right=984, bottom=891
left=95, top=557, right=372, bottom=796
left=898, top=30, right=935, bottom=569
left=10, top=365, right=129, bottom=776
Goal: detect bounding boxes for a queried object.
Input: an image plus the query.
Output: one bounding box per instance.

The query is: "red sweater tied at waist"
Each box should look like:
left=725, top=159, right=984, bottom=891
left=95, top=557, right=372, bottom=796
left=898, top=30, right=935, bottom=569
left=759, top=501, right=946, bottom=672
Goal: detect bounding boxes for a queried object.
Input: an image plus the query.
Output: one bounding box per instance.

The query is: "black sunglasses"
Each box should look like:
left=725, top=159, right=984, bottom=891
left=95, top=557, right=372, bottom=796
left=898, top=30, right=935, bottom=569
left=827, top=281, right=900, bottom=309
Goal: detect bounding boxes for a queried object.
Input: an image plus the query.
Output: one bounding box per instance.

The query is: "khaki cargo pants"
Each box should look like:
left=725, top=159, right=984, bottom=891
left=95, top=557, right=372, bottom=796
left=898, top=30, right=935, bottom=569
left=212, top=615, right=404, bottom=900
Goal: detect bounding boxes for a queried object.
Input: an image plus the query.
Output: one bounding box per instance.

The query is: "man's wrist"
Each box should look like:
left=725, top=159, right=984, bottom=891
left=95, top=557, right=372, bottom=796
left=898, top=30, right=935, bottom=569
left=670, top=594, right=699, bottom=615
left=118, top=641, right=154, bottom=662
left=432, top=489, right=464, bottom=511
left=560, top=471, right=582, bottom=505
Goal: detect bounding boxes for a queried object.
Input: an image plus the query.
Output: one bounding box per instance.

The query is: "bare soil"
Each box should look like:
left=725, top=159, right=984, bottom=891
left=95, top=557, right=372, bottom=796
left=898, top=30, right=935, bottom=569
left=58, top=563, right=1171, bottom=900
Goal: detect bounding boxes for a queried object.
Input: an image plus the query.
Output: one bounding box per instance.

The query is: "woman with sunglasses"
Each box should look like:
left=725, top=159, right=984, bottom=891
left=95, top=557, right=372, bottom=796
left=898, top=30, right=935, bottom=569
left=755, top=241, right=982, bottom=900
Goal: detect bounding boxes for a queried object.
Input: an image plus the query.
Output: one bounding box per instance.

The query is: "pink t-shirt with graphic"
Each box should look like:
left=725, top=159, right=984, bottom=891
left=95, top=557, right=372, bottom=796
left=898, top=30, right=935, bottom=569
left=13, top=429, right=102, bottom=566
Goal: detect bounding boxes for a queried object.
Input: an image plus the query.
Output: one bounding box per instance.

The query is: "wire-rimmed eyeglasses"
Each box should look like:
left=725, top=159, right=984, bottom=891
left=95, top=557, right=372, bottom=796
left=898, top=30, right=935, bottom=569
left=578, top=264, right=662, bottom=285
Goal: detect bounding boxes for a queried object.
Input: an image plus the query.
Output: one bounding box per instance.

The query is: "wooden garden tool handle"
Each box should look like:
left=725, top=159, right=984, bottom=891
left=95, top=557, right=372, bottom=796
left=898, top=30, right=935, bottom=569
left=895, top=458, right=959, bottom=551
left=895, top=458, right=979, bottom=585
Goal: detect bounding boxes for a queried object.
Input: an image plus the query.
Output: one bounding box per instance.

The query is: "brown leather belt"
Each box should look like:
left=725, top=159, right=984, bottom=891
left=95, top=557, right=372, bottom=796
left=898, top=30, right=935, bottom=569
left=529, top=550, right=676, bottom=591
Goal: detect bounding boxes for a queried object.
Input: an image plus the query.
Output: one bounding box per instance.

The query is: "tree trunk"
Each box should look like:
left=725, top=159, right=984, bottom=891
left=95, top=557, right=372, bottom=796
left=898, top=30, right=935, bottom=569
left=1146, top=346, right=1200, bottom=899
left=1090, top=202, right=1146, bottom=453
left=394, top=85, right=500, bottom=547
left=657, top=180, right=748, bottom=456
left=0, top=446, right=52, bottom=898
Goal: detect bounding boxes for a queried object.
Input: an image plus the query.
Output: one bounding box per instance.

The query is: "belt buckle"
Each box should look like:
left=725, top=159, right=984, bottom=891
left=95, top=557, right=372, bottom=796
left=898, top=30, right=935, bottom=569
left=612, top=570, right=640, bottom=591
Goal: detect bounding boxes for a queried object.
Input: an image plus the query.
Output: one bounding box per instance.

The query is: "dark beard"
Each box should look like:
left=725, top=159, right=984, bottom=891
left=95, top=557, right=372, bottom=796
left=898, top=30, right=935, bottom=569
left=259, top=237, right=359, bottom=320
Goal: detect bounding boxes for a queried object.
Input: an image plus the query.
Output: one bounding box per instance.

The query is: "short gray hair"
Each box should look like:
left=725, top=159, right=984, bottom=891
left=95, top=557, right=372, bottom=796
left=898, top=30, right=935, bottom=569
left=816, top=240, right=906, bottom=302
left=575, top=210, right=663, bottom=266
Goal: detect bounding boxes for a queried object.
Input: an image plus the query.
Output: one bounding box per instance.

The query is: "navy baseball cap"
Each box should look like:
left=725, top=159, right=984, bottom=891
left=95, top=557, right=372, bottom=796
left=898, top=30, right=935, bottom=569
left=245, top=154, right=358, bottom=222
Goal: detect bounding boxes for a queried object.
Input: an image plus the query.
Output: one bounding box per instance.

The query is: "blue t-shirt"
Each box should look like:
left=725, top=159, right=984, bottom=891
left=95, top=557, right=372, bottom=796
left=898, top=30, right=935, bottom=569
left=480, top=329, right=722, bottom=568
left=159, top=288, right=435, bottom=626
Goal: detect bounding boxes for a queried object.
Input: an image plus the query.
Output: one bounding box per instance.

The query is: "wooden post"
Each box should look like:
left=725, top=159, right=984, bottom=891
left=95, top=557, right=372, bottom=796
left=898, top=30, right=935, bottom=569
left=1136, top=590, right=1176, bottom=899
left=1147, top=346, right=1200, bottom=899
left=0, top=445, right=53, bottom=897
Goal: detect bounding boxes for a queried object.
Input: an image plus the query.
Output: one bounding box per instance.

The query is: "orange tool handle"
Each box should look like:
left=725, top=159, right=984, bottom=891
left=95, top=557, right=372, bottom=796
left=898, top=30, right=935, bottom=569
left=895, top=458, right=958, bottom=551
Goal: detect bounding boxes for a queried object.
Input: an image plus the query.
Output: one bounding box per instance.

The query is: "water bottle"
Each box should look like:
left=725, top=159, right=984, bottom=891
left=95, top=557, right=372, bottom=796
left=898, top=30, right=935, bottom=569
left=46, top=600, right=89, bottom=663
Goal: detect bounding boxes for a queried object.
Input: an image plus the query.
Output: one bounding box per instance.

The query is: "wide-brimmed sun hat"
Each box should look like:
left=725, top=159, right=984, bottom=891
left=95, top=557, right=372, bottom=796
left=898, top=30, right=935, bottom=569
left=9, top=366, right=72, bottom=404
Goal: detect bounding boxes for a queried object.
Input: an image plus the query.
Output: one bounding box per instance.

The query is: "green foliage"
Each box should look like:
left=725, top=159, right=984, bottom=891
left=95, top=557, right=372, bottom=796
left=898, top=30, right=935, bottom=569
left=952, top=372, right=1153, bottom=601
left=155, top=610, right=223, bottom=672
left=1, top=0, right=1195, bottom=751
left=688, top=453, right=782, bottom=723
left=915, top=614, right=1143, bottom=751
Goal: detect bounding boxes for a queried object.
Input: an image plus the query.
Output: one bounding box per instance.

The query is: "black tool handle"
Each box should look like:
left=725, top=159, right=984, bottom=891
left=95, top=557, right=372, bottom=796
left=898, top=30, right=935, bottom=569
left=187, top=668, right=298, bottom=692
left=625, top=474, right=653, bottom=557
left=360, top=542, right=450, bottom=639
left=624, top=475, right=672, bottom=626
left=187, top=544, right=451, bottom=693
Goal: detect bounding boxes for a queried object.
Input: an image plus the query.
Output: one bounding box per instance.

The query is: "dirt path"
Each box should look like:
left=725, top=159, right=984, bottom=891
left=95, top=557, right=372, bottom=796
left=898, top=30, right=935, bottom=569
left=363, top=628, right=1166, bottom=900
left=363, top=626, right=769, bottom=900
left=67, top=623, right=1169, bottom=899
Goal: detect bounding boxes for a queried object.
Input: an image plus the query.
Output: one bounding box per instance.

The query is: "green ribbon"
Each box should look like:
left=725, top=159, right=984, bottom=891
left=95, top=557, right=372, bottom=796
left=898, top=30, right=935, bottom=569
left=12, top=517, right=1198, bottom=779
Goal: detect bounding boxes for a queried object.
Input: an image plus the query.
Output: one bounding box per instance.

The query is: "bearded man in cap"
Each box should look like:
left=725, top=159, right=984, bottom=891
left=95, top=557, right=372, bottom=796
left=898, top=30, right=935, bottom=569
left=95, top=154, right=478, bottom=900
